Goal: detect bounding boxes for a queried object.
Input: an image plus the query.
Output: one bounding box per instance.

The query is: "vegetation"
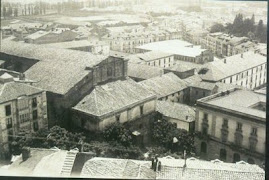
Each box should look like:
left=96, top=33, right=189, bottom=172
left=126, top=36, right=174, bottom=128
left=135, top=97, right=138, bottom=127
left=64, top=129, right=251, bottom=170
left=210, top=14, right=267, bottom=43
left=150, top=119, right=195, bottom=155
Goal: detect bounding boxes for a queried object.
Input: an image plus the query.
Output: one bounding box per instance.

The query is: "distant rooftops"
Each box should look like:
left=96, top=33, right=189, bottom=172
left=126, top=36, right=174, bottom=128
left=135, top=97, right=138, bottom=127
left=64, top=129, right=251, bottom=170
left=197, top=88, right=266, bottom=120
left=73, top=79, right=156, bottom=117
left=136, top=40, right=208, bottom=57
left=133, top=51, right=174, bottom=62
left=199, top=51, right=266, bottom=82
left=45, top=40, right=108, bottom=49
left=139, top=73, right=187, bottom=98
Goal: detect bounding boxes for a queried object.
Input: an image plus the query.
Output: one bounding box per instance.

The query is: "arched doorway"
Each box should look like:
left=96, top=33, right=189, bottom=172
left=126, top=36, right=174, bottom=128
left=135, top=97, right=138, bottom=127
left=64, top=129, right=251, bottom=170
left=201, top=142, right=207, bottom=154
left=220, top=149, right=227, bottom=161
left=247, top=158, right=255, bottom=164
left=233, top=153, right=240, bottom=163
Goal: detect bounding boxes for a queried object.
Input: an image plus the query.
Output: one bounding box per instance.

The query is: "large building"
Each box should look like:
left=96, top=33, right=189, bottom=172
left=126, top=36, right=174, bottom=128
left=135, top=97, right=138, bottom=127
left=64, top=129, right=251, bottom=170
left=195, top=88, right=265, bottom=166
left=135, top=40, right=214, bottom=64
left=201, top=33, right=266, bottom=58
left=72, top=79, right=156, bottom=143
left=0, top=73, right=48, bottom=158
left=127, top=51, right=175, bottom=68
left=198, top=51, right=267, bottom=90
left=1, top=41, right=128, bottom=127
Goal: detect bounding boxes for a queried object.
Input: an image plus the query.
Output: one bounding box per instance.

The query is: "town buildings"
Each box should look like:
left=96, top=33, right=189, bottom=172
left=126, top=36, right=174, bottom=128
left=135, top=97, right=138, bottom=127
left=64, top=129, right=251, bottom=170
left=136, top=40, right=214, bottom=64
left=1, top=40, right=128, bottom=128
left=45, top=40, right=110, bottom=55
left=127, top=51, right=174, bottom=68
left=195, top=88, right=265, bottom=166
left=199, top=51, right=267, bottom=90
left=24, top=29, right=78, bottom=44
left=0, top=73, right=47, bottom=158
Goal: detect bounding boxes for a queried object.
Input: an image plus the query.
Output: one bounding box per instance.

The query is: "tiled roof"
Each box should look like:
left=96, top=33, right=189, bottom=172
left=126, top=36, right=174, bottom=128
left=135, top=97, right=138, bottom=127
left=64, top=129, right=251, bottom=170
left=0, top=81, right=44, bottom=104
left=199, top=89, right=266, bottom=120
left=156, top=101, right=195, bottom=122
left=183, top=74, right=202, bottom=85
left=133, top=51, right=174, bottom=62
left=139, top=73, right=188, bottom=98
left=7, top=148, right=67, bottom=177
left=0, top=41, right=107, bottom=95
left=25, top=30, right=51, bottom=40
left=80, top=157, right=156, bottom=179
left=190, top=81, right=217, bottom=91
left=73, top=79, right=156, bottom=117
left=136, top=40, right=207, bottom=57
left=200, top=51, right=266, bottom=82
left=165, top=61, right=199, bottom=72
left=128, top=63, right=164, bottom=80
left=156, top=157, right=264, bottom=180
left=45, top=40, right=108, bottom=49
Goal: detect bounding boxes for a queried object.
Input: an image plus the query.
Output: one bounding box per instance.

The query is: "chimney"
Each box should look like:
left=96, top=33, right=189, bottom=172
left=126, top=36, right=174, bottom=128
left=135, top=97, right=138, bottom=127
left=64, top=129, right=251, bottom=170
left=241, top=53, right=243, bottom=58
left=22, top=147, right=31, bottom=161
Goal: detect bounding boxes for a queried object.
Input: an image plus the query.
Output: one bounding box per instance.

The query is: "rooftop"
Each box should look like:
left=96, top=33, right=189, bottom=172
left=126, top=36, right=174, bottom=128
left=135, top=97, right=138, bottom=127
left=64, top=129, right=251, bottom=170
left=81, top=157, right=155, bottom=179
left=197, top=89, right=266, bottom=120
left=166, top=60, right=202, bottom=72
left=25, top=30, right=51, bottom=40
left=73, top=79, right=156, bottom=117
left=1, top=41, right=107, bottom=95
left=131, top=51, right=174, bottom=62
left=45, top=40, right=108, bottom=49
left=139, top=73, right=187, bottom=98
left=128, top=63, right=164, bottom=80
left=199, top=51, right=266, bottom=81
left=0, top=81, right=44, bottom=104
left=136, top=40, right=207, bottom=57
left=156, top=101, right=195, bottom=122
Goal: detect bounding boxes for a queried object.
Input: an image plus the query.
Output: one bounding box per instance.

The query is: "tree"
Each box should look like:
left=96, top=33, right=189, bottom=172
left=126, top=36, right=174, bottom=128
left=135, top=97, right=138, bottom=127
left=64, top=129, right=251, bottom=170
left=3, top=6, right=7, bottom=18
left=151, top=119, right=195, bottom=154
left=210, top=23, right=225, bottom=33
left=103, top=122, right=132, bottom=147
left=255, top=20, right=266, bottom=43
left=14, top=7, right=18, bottom=17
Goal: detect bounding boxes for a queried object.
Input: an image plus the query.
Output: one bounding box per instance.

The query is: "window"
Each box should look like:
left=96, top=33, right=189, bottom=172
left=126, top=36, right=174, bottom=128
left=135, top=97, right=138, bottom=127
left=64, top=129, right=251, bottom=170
left=230, top=77, right=232, bottom=83
left=201, top=142, right=207, bottom=153
left=251, top=127, right=257, bottom=136
left=196, top=90, right=198, bottom=95
left=233, top=153, right=240, bottom=163
left=203, top=92, right=206, bottom=97
left=203, top=113, right=208, bottom=120
left=33, top=121, right=39, bottom=132
left=220, top=149, right=227, bottom=161
left=140, top=105, right=144, bottom=115
left=33, top=110, right=38, bottom=120
left=32, top=97, right=37, bottom=108
left=223, top=118, right=228, bottom=128
left=5, top=105, right=11, bottom=116
left=236, top=122, right=242, bottom=131
left=116, top=114, right=120, bottom=122
left=7, top=118, right=12, bottom=129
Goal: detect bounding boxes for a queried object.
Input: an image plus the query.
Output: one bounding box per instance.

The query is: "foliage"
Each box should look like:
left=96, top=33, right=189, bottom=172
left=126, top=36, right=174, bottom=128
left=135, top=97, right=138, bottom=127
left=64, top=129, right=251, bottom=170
left=151, top=119, right=195, bottom=154
left=210, top=23, right=225, bottom=33
left=103, top=122, right=133, bottom=147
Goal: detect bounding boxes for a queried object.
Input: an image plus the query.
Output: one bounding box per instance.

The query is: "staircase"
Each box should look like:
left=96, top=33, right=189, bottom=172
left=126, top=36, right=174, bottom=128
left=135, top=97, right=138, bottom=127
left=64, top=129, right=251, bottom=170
left=61, top=151, right=78, bottom=177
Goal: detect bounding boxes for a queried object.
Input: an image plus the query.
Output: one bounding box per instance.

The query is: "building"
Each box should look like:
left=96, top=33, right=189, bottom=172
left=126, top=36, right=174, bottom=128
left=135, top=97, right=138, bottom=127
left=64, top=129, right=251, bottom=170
left=127, top=51, right=174, bottom=68
left=195, top=88, right=265, bottom=166
left=136, top=40, right=214, bottom=64
left=72, top=79, right=156, bottom=143
left=198, top=51, right=267, bottom=90
left=164, top=62, right=200, bottom=79
left=0, top=73, right=47, bottom=158
left=139, top=73, right=188, bottom=103
left=80, top=156, right=265, bottom=180
left=1, top=41, right=128, bottom=128
left=128, top=63, right=164, bottom=82
left=24, top=29, right=78, bottom=44
left=45, top=40, right=110, bottom=55
left=156, top=100, right=195, bottom=132
left=200, top=33, right=264, bottom=58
